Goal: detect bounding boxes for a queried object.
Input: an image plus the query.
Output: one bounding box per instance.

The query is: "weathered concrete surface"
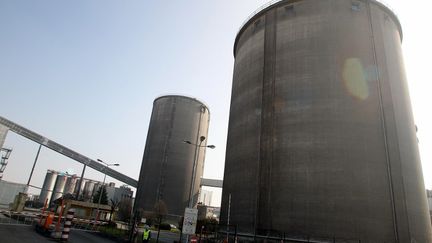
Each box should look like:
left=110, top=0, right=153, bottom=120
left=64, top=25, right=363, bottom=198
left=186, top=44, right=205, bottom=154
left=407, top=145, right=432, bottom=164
left=221, top=0, right=432, bottom=242
left=135, top=95, right=210, bottom=217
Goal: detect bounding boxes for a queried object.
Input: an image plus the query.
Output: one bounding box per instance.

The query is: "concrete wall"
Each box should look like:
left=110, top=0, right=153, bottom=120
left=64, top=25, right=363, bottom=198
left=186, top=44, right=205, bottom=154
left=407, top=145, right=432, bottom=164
left=221, top=0, right=432, bottom=242
left=135, top=95, right=210, bottom=217
left=0, top=180, right=27, bottom=207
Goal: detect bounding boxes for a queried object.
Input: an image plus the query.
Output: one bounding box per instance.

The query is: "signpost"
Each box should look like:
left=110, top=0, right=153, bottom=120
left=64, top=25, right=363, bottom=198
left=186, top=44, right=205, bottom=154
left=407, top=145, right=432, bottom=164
left=182, top=207, right=198, bottom=235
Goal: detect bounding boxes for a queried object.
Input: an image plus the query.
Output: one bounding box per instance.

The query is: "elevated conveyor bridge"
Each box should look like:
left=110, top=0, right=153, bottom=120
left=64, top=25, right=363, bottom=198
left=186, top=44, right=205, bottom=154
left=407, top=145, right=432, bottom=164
left=0, top=116, right=223, bottom=189
left=0, top=116, right=138, bottom=187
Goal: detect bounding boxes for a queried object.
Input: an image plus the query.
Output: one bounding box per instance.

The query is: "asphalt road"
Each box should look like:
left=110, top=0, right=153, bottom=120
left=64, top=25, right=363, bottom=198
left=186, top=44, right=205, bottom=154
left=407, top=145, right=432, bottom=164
left=0, top=225, right=118, bottom=243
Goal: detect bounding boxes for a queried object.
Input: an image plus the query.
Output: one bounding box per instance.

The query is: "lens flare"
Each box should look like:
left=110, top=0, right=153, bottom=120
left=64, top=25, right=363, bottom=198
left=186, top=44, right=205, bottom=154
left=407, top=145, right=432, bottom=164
left=342, top=58, right=369, bottom=100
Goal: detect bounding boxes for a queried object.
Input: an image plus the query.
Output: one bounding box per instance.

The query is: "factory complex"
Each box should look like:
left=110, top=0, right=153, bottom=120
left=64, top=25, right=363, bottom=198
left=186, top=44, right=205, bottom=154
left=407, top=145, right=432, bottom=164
left=0, top=0, right=431, bottom=242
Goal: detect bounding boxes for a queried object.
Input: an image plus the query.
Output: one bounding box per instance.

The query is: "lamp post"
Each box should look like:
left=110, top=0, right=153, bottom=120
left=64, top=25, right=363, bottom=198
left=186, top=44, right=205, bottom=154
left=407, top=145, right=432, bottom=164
left=183, top=136, right=215, bottom=242
left=183, top=136, right=215, bottom=208
left=95, top=159, right=119, bottom=224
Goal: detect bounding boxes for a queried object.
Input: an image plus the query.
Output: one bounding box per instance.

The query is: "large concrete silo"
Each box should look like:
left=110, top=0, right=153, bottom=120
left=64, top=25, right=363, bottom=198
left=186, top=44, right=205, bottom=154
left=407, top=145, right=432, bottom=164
left=39, top=170, right=58, bottom=204
left=220, top=0, right=432, bottom=242
left=135, top=95, right=210, bottom=217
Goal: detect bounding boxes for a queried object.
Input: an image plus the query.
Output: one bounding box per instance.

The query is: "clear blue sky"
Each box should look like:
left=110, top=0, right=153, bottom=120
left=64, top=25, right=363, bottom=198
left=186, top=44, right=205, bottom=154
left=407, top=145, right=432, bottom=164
left=1, top=0, right=431, bottom=207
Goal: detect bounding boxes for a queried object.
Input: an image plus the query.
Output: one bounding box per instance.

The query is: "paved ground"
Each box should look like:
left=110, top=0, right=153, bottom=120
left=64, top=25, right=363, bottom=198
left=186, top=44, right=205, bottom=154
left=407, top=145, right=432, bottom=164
left=69, top=229, right=119, bottom=243
left=151, top=230, right=181, bottom=242
left=0, top=225, right=118, bottom=243
left=134, top=228, right=182, bottom=242
left=0, top=225, right=50, bottom=243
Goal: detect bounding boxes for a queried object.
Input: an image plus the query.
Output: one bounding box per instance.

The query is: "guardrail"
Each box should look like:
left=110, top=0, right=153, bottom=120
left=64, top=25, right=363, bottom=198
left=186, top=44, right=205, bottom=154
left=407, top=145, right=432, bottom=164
left=0, top=211, right=37, bottom=226
left=236, top=0, right=399, bottom=36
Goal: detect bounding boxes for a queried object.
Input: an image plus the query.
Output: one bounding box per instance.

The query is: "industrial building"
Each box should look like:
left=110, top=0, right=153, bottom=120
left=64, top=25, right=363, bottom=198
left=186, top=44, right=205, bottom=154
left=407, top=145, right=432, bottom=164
left=106, top=184, right=133, bottom=203
left=39, top=169, right=133, bottom=206
left=0, top=179, right=27, bottom=207
left=197, top=204, right=220, bottom=221
left=220, top=0, right=432, bottom=242
left=199, top=189, right=213, bottom=206
left=134, top=95, right=210, bottom=217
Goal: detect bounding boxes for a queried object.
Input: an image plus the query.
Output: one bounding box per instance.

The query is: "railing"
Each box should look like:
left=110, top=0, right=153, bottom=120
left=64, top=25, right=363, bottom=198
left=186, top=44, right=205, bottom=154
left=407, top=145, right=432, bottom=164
left=236, top=0, right=399, bottom=36
left=193, top=223, right=362, bottom=243
left=237, top=0, right=283, bottom=35
left=0, top=210, right=38, bottom=226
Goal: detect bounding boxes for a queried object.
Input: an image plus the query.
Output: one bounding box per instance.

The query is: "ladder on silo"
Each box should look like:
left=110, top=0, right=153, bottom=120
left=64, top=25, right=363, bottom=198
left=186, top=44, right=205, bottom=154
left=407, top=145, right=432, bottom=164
left=0, top=148, right=12, bottom=180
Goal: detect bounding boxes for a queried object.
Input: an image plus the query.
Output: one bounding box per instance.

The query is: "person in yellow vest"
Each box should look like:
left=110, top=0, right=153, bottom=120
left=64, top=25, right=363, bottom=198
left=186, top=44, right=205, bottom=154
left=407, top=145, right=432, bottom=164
left=142, top=225, right=151, bottom=243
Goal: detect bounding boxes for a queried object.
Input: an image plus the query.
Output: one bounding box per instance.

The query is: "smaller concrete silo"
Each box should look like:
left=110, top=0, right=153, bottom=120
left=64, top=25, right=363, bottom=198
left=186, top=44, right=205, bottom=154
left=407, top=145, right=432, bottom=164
left=51, top=174, right=67, bottom=202
left=83, top=180, right=95, bottom=201
left=92, top=182, right=102, bottom=198
left=39, top=170, right=58, bottom=204
left=74, top=178, right=87, bottom=199
left=63, top=175, right=77, bottom=195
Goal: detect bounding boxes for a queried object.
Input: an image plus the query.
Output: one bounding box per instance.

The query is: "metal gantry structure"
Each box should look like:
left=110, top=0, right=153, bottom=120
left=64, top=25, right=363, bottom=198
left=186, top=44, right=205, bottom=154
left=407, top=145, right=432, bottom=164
left=0, top=116, right=138, bottom=188
left=0, top=147, right=12, bottom=180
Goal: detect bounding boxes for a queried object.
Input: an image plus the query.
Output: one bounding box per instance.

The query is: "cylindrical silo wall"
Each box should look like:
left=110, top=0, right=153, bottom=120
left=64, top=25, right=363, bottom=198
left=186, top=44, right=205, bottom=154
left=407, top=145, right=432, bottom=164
left=83, top=181, right=95, bottom=200
left=51, top=174, right=67, bottom=202
left=221, top=0, right=431, bottom=242
left=64, top=176, right=77, bottom=195
left=74, top=178, right=87, bottom=199
left=39, top=170, right=58, bottom=204
left=74, top=178, right=84, bottom=193
left=135, top=95, right=210, bottom=217
left=93, top=183, right=102, bottom=198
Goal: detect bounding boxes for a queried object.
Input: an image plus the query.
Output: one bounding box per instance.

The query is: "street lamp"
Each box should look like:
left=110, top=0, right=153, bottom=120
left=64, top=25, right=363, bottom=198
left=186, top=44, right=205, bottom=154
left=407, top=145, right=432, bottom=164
left=95, top=159, right=119, bottom=223
left=183, top=136, right=215, bottom=242
left=183, top=136, right=216, bottom=208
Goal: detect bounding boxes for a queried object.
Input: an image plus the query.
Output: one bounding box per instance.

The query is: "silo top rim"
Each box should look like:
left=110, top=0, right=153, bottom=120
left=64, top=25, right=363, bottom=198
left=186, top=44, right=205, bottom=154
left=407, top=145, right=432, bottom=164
left=234, top=0, right=402, bottom=56
left=154, top=94, right=210, bottom=112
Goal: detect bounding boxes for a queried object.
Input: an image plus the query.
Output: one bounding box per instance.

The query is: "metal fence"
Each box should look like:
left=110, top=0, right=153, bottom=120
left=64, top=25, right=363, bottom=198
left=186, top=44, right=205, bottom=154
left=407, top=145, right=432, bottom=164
left=189, top=224, right=363, bottom=243
left=1, top=210, right=366, bottom=242
left=0, top=211, right=37, bottom=226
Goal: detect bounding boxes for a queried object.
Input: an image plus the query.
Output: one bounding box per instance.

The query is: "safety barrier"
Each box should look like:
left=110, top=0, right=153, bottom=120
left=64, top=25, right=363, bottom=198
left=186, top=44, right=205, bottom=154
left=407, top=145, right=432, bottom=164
left=0, top=210, right=38, bottom=226
left=61, top=209, right=75, bottom=241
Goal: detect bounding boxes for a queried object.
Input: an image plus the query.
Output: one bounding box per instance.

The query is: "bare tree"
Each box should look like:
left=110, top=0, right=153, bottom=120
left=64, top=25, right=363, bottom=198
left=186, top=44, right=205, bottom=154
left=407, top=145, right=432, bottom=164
left=117, top=198, right=133, bottom=222
left=109, top=199, right=120, bottom=223
left=153, top=200, right=168, bottom=242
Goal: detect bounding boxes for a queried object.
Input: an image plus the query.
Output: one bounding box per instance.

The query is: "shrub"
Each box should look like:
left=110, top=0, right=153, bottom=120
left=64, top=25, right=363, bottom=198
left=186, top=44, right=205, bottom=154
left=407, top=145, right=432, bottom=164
left=159, top=223, right=171, bottom=230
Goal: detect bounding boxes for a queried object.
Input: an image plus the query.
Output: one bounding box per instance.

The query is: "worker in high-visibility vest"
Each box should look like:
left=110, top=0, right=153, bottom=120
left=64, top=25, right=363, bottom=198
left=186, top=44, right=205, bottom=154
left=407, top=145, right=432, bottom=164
left=142, top=225, right=151, bottom=243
